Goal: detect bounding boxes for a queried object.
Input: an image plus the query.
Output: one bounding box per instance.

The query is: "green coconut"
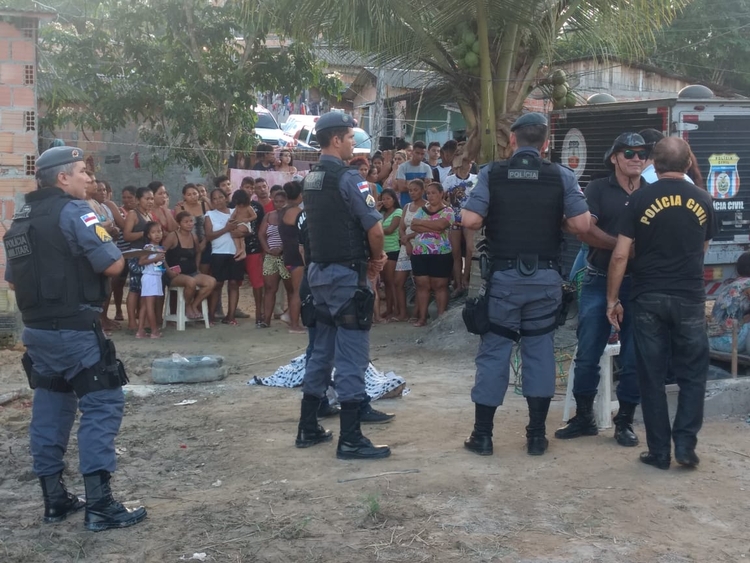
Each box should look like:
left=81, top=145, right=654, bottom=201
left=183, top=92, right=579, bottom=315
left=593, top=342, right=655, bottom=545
left=463, top=31, right=477, bottom=47
left=472, top=40, right=480, bottom=54
left=464, top=51, right=479, bottom=68
left=565, top=92, right=577, bottom=108
left=553, top=84, right=568, bottom=99
left=552, top=69, right=567, bottom=85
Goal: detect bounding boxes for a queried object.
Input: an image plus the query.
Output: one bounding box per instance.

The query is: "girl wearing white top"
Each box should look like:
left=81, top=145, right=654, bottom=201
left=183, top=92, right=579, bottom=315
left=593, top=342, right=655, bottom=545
left=204, top=189, right=245, bottom=325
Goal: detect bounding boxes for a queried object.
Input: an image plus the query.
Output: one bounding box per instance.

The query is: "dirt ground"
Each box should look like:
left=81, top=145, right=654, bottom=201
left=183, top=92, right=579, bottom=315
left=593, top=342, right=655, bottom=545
left=1, top=286, right=750, bottom=562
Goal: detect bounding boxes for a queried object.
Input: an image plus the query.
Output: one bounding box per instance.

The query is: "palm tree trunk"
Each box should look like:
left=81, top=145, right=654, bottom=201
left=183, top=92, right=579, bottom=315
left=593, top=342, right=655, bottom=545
left=476, top=0, right=497, bottom=164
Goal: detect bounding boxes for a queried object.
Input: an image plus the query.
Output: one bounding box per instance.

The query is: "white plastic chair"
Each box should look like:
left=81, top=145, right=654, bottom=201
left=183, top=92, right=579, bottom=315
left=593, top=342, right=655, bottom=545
left=563, top=342, right=620, bottom=429
left=162, top=286, right=210, bottom=331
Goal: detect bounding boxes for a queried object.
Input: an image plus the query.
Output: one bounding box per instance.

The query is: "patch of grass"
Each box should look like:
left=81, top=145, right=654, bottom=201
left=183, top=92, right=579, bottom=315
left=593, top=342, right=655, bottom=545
left=363, top=493, right=381, bottom=520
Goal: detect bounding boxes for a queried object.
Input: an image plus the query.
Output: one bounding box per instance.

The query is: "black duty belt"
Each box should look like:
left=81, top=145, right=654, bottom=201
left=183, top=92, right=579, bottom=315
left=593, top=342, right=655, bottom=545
left=24, top=314, right=100, bottom=331
left=493, top=259, right=559, bottom=272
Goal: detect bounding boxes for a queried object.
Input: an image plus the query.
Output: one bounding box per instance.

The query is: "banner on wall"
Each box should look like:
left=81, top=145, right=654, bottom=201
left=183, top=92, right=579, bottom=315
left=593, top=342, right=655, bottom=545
left=228, top=169, right=309, bottom=194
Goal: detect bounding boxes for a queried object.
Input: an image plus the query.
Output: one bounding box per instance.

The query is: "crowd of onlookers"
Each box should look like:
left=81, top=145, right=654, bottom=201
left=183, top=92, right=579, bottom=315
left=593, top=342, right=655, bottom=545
left=87, top=138, right=476, bottom=336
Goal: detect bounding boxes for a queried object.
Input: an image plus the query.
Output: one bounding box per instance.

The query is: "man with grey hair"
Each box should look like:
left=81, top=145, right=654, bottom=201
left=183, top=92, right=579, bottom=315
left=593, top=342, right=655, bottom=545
left=607, top=137, right=716, bottom=470
left=3, top=146, right=146, bottom=530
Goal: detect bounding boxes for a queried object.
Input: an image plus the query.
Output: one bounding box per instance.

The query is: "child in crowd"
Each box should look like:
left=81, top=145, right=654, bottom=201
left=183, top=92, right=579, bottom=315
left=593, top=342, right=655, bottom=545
left=136, top=222, right=166, bottom=339
left=229, top=190, right=257, bottom=261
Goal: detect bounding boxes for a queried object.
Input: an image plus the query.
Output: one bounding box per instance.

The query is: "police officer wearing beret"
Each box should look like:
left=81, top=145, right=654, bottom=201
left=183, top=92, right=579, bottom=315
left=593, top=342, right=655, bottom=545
left=3, top=146, right=146, bottom=530
left=461, top=113, right=591, bottom=456
left=555, top=133, right=648, bottom=447
left=295, top=112, right=391, bottom=459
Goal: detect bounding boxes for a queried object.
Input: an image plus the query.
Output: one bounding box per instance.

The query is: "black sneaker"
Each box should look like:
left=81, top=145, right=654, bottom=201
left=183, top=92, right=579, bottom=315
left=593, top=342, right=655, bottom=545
left=360, top=403, right=395, bottom=424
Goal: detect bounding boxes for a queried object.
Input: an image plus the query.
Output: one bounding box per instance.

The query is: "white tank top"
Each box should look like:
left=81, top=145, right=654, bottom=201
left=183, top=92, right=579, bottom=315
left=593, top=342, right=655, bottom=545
left=206, top=209, right=235, bottom=255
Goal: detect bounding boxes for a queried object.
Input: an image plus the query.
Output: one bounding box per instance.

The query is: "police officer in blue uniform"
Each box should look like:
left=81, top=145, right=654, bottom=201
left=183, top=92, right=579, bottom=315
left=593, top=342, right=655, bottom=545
left=295, top=112, right=391, bottom=460
left=461, top=113, right=591, bottom=456
left=3, top=146, right=146, bottom=531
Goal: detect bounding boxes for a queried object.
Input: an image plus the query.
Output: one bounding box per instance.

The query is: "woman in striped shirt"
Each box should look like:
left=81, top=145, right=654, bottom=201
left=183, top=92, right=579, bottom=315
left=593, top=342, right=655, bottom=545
left=258, top=187, right=294, bottom=328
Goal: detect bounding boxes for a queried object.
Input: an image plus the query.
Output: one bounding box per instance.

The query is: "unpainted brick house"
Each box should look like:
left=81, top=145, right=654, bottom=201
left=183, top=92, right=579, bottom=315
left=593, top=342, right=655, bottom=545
left=0, top=7, right=52, bottom=331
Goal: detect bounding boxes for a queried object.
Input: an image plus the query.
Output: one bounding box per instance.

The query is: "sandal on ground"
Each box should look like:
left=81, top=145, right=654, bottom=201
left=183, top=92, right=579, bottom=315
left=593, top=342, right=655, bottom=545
left=288, top=328, right=306, bottom=334
left=412, top=320, right=427, bottom=327
left=135, top=332, right=147, bottom=339
left=150, top=332, right=162, bottom=339
left=221, top=318, right=238, bottom=325
left=256, top=321, right=269, bottom=328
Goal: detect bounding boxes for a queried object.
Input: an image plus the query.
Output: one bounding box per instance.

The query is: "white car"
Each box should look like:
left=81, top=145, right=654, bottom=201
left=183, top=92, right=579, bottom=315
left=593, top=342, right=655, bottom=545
left=296, top=125, right=372, bottom=155
left=253, top=106, right=296, bottom=148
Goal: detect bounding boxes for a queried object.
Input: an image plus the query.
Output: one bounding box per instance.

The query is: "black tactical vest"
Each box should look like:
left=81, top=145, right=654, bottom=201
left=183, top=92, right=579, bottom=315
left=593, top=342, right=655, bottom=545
left=485, top=152, right=564, bottom=261
left=3, top=187, right=108, bottom=326
left=302, top=158, right=369, bottom=264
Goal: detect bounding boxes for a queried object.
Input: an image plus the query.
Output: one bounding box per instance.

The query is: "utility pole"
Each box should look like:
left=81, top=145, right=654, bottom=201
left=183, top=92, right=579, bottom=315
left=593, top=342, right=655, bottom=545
left=372, top=67, right=386, bottom=153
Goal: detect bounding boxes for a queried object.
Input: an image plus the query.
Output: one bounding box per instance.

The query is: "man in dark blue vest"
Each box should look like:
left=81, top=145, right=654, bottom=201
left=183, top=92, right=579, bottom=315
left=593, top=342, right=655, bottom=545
left=295, top=112, right=391, bottom=460
left=461, top=113, right=591, bottom=456
left=3, top=146, right=146, bottom=530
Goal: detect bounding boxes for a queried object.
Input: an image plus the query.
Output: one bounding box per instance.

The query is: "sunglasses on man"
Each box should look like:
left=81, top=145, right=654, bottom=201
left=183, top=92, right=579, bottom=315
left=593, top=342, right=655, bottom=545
left=620, top=148, right=648, bottom=160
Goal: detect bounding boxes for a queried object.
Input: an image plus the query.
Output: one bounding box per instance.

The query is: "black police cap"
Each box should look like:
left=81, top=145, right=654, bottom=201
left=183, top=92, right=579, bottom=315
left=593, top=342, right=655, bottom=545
left=604, top=132, right=646, bottom=167
left=315, top=112, right=355, bottom=132
left=510, top=112, right=548, bottom=132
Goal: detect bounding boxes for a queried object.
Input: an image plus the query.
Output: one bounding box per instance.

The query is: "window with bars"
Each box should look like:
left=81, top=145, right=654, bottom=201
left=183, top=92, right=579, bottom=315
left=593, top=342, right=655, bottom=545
left=18, top=18, right=35, bottom=38
left=24, top=65, right=34, bottom=86
left=24, top=111, right=35, bottom=132
left=25, top=155, right=35, bottom=176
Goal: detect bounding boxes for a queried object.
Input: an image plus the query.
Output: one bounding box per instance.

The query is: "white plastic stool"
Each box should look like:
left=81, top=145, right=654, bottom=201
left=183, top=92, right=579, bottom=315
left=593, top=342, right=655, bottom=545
left=562, top=342, right=620, bottom=429
left=162, top=286, right=210, bottom=331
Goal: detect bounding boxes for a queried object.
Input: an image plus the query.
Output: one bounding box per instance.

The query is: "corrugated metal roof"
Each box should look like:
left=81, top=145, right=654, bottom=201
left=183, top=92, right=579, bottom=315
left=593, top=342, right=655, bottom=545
left=0, top=0, right=56, bottom=15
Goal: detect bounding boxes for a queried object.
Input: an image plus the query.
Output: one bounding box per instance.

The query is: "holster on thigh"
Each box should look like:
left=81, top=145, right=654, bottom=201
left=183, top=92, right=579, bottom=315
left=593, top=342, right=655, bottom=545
left=334, top=289, right=374, bottom=331
left=70, top=335, right=129, bottom=398
left=22, top=352, right=74, bottom=393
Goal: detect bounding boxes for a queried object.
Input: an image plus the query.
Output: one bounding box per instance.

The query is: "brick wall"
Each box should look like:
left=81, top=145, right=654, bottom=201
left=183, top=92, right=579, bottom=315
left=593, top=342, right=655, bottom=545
left=0, top=19, right=40, bottom=311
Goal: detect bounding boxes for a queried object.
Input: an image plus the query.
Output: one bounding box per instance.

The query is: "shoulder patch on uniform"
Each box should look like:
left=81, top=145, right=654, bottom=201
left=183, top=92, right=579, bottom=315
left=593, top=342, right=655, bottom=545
left=4, top=233, right=31, bottom=259
left=357, top=181, right=370, bottom=195
left=303, top=171, right=325, bottom=191
left=366, top=194, right=376, bottom=208
left=80, top=212, right=99, bottom=227
left=95, top=224, right=112, bottom=243
left=12, top=204, right=31, bottom=220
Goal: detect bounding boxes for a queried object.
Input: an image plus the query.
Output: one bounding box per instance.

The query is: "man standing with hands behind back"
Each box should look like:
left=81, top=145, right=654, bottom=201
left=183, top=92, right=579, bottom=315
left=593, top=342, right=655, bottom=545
left=607, top=137, right=716, bottom=470
left=295, top=112, right=391, bottom=460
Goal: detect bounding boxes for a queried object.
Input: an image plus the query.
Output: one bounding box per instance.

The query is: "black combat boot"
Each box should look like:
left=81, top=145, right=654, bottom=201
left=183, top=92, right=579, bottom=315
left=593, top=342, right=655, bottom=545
left=336, top=401, right=391, bottom=460
left=464, top=403, right=497, bottom=456
left=39, top=472, right=85, bottom=523
left=554, top=393, right=598, bottom=439
left=525, top=397, right=551, bottom=456
left=613, top=401, right=639, bottom=447
left=83, top=471, right=147, bottom=531
left=296, top=394, right=334, bottom=448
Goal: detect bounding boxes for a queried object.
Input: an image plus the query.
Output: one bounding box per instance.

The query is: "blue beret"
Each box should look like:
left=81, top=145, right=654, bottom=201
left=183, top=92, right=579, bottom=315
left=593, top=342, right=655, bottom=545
left=36, top=146, right=84, bottom=176
left=315, top=112, right=355, bottom=132
left=510, top=112, right=548, bottom=132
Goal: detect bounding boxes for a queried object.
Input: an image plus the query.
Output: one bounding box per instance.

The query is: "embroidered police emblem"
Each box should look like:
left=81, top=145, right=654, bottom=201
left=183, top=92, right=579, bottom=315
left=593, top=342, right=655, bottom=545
left=13, top=204, right=31, bottom=219
left=303, top=171, right=325, bottom=191
left=366, top=194, right=376, bottom=208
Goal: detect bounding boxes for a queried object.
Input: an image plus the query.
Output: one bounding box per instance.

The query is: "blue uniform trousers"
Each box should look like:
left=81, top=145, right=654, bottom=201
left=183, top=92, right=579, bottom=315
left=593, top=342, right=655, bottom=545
left=573, top=271, right=640, bottom=404
left=303, top=263, right=369, bottom=403
left=471, top=269, right=562, bottom=406
left=24, top=327, right=124, bottom=477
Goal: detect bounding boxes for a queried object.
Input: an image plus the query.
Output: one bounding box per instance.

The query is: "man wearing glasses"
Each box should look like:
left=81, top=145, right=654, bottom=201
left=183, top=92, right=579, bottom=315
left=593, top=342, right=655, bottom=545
left=556, top=133, right=648, bottom=447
